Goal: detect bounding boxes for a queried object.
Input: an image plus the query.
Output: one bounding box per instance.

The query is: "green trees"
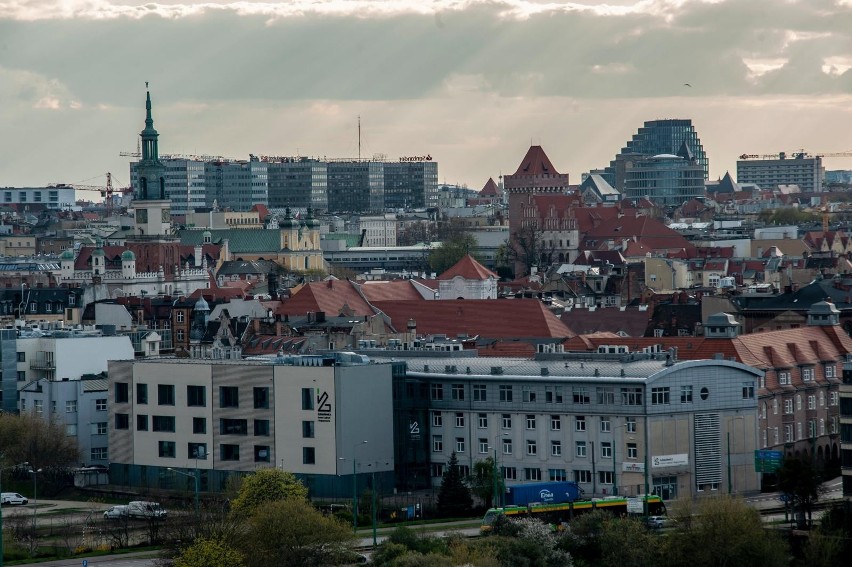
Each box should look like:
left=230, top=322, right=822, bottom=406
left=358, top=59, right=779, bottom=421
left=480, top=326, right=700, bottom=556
left=777, top=457, right=823, bottom=529
left=436, top=452, right=473, bottom=518
left=428, top=233, right=478, bottom=274
left=230, top=468, right=309, bottom=515
left=173, top=538, right=246, bottom=567
left=468, top=458, right=497, bottom=509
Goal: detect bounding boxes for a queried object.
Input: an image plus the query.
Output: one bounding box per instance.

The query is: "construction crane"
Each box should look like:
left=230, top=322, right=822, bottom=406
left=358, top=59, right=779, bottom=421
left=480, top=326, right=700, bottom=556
left=71, top=173, right=132, bottom=216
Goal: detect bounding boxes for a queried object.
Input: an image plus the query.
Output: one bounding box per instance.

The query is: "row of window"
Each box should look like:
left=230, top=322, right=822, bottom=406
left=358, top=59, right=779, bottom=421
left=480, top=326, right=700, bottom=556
left=22, top=398, right=107, bottom=413
left=115, top=383, right=271, bottom=409
left=760, top=418, right=839, bottom=446
left=432, top=412, right=638, bottom=433
left=429, top=463, right=614, bottom=485
left=764, top=392, right=840, bottom=417
left=431, top=435, right=637, bottom=459
left=428, top=384, right=750, bottom=404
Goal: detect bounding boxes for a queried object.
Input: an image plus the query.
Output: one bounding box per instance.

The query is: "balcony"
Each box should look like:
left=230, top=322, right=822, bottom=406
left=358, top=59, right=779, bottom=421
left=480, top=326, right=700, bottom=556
left=30, top=355, right=55, bottom=370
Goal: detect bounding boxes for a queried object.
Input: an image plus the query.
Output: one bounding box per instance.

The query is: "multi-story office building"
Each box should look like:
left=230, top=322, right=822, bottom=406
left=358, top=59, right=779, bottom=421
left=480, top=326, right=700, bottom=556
left=737, top=153, right=824, bottom=192
left=327, top=161, right=385, bottom=213
left=162, top=159, right=206, bottom=215
left=602, top=119, right=708, bottom=190
left=107, top=355, right=394, bottom=497
left=623, top=153, right=706, bottom=207
left=0, top=186, right=77, bottom=210
left=203, top=159, right=268, bottom=211
left=378, top=350, right=762, bottom=499
left=384, top=161, right=439, bottom=210
left=266, top=158, right=328, bottom=211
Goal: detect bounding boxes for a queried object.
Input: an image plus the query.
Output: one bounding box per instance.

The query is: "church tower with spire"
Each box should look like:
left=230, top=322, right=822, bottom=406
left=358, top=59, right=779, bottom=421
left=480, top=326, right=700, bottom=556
left=132, top=85, right=172, bottom=237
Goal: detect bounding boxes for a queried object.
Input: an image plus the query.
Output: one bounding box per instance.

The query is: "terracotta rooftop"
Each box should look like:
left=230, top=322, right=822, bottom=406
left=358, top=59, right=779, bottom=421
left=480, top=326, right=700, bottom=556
left=357, top=280, right=427, bottom=302
left=511, top=145, right=562, bottom=176
left=480, top=178, right=500, bottom=196
left=275, top=279, right=375, bottom=317
left=437, top=255, right=498, bottom=281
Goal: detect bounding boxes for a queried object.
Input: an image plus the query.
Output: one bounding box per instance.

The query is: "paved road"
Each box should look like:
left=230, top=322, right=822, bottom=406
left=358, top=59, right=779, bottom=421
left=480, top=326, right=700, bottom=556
left=10, top=551, right=159, bottom=567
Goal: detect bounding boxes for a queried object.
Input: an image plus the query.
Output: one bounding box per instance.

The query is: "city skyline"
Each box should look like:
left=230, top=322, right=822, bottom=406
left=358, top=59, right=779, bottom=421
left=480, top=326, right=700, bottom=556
left=2, top=0, right=852, bottom=191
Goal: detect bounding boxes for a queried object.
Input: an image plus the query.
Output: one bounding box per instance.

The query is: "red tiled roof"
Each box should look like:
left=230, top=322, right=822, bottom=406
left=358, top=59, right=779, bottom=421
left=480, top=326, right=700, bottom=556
left=372, top=299, right=572, bottom=339
left=437, top=255, right=498, bottom=281
left=251, top=204, right=270, bottom=219
left=189, top=287, right=247, bottom=301
left=275, top=279, right=374, bottom=317
left=562, top=308, right=650, bottom=337
left=481, top=178, right=500, bottom=196
left=511, top=146, right=562, bottom=176
left=358, top=280, right=426, bottom=302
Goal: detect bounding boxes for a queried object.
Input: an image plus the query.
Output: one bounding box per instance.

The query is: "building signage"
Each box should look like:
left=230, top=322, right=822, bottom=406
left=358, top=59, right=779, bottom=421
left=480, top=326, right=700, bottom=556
left=622, top=462, right=646, bottom=473
left=399, top=155, right=432, bottom=162
left=316, top=390, right=332, bottom=423
left=539, top=489, right=555, bottom=502
left=409, top=420, right=420, bottom=440
left=651, top=454, right=689, bottom=468
left=754, top=450, right=783, bottom=473
left=626, top=498, right=644, bottom=514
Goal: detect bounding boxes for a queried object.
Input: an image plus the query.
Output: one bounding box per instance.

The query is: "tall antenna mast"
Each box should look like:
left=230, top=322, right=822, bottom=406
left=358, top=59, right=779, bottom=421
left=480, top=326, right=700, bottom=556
left=358, top=115, right=361, bottom=160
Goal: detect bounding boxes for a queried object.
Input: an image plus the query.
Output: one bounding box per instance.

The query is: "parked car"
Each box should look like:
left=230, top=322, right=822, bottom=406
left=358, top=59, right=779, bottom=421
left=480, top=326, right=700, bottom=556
left=127, top=500, right=167, bottom=519
left=103, top=505, right=129, bottom=519
left=646, top=515, right=673, bottom=529
left=1, top=493, right=28, bottom=506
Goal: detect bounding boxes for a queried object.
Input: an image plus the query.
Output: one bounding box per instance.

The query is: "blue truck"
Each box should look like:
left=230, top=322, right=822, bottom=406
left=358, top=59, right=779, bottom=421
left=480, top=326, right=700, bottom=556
left=504, top=481, right=582, bottom=507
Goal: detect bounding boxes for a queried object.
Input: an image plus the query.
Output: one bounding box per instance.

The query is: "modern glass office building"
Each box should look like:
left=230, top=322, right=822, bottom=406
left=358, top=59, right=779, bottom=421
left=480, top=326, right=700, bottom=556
left=266, top=158, right=328, bottom=211
left=327, top=161, right=385, bottom=213
left=623, top=154, right=706, bottom=207
left=383, top=161, right=439, bottom=210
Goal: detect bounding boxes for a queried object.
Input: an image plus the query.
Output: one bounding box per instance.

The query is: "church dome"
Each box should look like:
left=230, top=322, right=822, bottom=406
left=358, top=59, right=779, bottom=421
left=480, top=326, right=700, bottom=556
left=194, top=295, right=210, bottom=312
left=121, top=250, right=136, bottom=261
left=92, top=248, right=105, bottom=257
left=279, top=208, right=299, bottom=229
left=60, top=249, right=74, bottom=261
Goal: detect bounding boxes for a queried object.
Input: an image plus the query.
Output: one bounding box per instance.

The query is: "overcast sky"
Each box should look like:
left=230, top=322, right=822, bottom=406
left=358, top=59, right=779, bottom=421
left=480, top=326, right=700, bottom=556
left=2, top=0, right=852, bottom=192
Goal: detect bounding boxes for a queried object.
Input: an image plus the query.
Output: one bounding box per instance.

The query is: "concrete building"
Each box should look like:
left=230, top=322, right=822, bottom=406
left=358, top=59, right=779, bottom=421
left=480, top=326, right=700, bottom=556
left=374, top=350, right=762, bottom=499
left=266, top=158, right=328, bottom=211
left=327, top=161, right=385, bottom=214
left=384, top=161, right=439, bottom=210
left=737, top=153, right=824, bottom=193
left=357, top=214, right=398, bottom=247
left=107, top=355, right=394, bottom=497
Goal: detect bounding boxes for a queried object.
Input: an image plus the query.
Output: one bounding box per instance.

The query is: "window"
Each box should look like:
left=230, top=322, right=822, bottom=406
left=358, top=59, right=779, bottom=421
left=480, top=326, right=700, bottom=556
left=431, top=383, right=444, bottom=401
left=526, top=414, right=536, bottom=430
left=221, top=444, right=240, bottom=461
left=598, top=471, right=613, bottom=485
left=651, top=387, right=670, bottom=405
left=742, top=383, right=755, bottom=399
left=115, top=413, right=129, bottom=429
left=526, top=440, right=537, bottom=455
left=220, top=386, right=239, bottom=408
left=16, top=352, right=25, bottom=362
left=551, top=440, right=562, bottom=456
left=158, top=441, right=176, bottom=458
left=188, top=442, right=207, bottom=459
left=596, top=387, right=615, bottom=405
left=251, top=446, right=270, bottom=463
left=95, top=398, right=107, bottom=411
left=473, top=384, right=486, bottom=401
left=115, top=383, right=129, bottom=404
left=65, top=400, right=77, bottom=413
left=136, top=384, right=148, bottom=404
left=176, top=311, right=185, bottom=323
left=431, top=463, right=445, bottom=478
left=549, top=468, right=567, bottom=482
left=522, top=388, right=536, bottom=403
left=621, top=387, right=643, bottom=405
left=432, top=411, right=443, bottom=427
left=456, top=438, right=465, bottom=453
left=525, top=468, right=542, bottom=481
left=796, top=395, right=802, bottom=411
left=193, top=417, right=206, bottom=434
left=503, top=439, right=513, bottom=455
left=220, top=419, right=248, bottom=435
left=91, top=447, right=108, bottom=461
left=301, top=388, right=314, bottom=410
left=479, top=438, right=489, bottom=454
left=451, top=383, right=465, bottom=400
left=573, top=387, right=590, bottom=405
left=600, top=418, right=611, bottom=433
left=152, top=416, right=176, bottom=432
left=503, top=467, right=517, bottom=481
left=34, top=400, right=43, bottom=416
left=550, top=415, right=561, bottom=431
left=601, top=442, right=612, bottom=459
left=784, top=399, right=793, bottom=414
left=455, top=413, right=465, bottom=428
left=574, top=470, right=592, bottom=483
left=478, top=413, right=488, bottom=429
left=432, top=435, right=443, bottom=452
left=830, top=391, right=839, bottom=406
left=16, top=371, right=25, bottom=382
left=802, top=367, right=814, bottom=382
left=779, top=371, right=791, bottom=386
left=255, top=419, right=270, bottom=436
left=807, top=395, right=816, bottom=410
left=157, top=384, right=175, bottom=406
left=575, top=415, right=586, bottom=432
left=499, top=385, right=513, bottom=402
left=825, top=364, right=836, bottom=379
left=681, top=385, right=693, bottom=403
left=626, top=417, right=636, bottom=433
left=576, top=441, right=587, bottom=457
left=502, top=414, right=512, bottom=429
left=627, top=443, right=638, bottom=459
left=784, top=425, right=793, bottom=443
left=302, top=420, right=315, bottom=438
left=176, top=329, right=185, bottom=342
left=545, top=386, right=563, bottom=403
left=137, top=415, right=148, bottom=431
left=249, top=384, right=265, bottom=407
left=187, top=385, right=206, bottom=407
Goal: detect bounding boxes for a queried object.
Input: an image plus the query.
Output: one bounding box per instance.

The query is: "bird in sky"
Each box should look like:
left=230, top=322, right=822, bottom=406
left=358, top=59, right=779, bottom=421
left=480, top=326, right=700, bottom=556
left=684, top=83, right=692, bottom=87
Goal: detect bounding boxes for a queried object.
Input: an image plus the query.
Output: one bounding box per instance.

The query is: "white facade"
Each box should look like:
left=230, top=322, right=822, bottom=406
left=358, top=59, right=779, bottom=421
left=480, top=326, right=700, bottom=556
left=438, top=275, right=497, bottom=300
left=17, top=333, right=135, bottom=384
left=0, top=186, right=77, bottom=209
left=358, top=214, right=398, bottom=247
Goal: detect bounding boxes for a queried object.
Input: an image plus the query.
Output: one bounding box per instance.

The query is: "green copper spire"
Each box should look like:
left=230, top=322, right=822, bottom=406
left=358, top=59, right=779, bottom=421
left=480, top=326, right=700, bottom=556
left=140, top=83, right=160, bottom=163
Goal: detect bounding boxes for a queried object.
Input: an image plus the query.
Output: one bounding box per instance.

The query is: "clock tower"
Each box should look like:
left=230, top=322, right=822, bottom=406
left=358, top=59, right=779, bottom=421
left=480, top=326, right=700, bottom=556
left=132, top=85, right=172, bottom=237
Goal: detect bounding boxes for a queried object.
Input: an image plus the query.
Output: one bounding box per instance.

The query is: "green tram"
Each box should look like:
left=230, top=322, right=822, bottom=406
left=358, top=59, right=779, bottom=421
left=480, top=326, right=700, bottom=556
left=481, top=494, right=667, bottom=532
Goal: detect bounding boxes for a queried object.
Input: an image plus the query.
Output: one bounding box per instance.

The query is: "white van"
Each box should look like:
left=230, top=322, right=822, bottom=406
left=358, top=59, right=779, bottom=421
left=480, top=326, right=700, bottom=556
left=1, top=493, right=28, bottom=505
left=127, top=500, right=167, bottom=519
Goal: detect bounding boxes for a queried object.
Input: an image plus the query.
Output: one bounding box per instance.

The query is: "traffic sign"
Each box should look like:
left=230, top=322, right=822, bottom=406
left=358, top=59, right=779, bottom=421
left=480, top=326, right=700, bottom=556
left=754, top=450, right=783, bottom=473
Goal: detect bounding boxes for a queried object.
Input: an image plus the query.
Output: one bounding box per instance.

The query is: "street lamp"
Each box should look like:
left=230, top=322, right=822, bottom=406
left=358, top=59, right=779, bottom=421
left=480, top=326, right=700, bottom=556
left=727, top=415, right=745, bottom=495
left=340, top=440, right=367, bottom=533
left=167, top=467, right=200, bottom=521
left=0, top=459, right=29, bottom=567
left=29, top=467, right=42, bottom=534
